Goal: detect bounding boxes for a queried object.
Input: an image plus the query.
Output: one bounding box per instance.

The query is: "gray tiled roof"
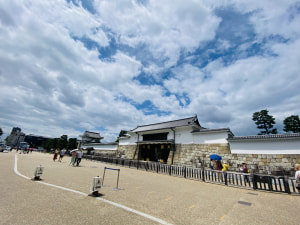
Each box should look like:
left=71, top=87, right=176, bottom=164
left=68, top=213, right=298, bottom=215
left=82, top=131, right=103, bottom=139
left=192, top=128, right=232, bottom=134
left=228, top=133, right=300, bottom=141
left=130, top=116, right=201, bottom=133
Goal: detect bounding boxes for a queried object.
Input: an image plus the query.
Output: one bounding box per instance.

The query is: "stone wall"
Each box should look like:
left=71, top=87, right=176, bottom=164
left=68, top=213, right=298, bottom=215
left=92, top=145, right=136, bottom=158
left=92, top=150, right=118, bottom=156
left=171, top=144, right=230, bottom=167
left=117, top=145, right=137, bottom=159
left=171, top=143, right=300, bottom=175
left=117, top=143, right=299, bottom=175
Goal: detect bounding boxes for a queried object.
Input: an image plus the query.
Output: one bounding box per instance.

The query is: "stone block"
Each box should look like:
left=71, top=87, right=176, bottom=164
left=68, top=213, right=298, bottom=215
left=276, top=158, right=282, bottom=163
left=282, top=158, right=289, bottom=163
left=261, top=158, right=267, bottom=163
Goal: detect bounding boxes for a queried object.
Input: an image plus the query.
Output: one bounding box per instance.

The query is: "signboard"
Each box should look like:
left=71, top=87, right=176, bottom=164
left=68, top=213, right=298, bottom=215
left=34, top=166, right=44, bottom=180
left=91, top=176, right=102, bottom=192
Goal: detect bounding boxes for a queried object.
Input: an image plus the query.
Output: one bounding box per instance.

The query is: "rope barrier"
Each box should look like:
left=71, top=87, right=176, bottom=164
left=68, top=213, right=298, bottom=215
left=102, top=167, right=120, bottom=190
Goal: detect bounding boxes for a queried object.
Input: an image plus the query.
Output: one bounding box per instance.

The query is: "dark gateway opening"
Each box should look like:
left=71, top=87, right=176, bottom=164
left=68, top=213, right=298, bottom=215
left=139, top=144, right=171, bottom=163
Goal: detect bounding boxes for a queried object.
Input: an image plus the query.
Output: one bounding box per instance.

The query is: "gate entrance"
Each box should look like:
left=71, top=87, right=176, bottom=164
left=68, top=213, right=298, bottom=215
left=139, top=144, right=171, bottom=163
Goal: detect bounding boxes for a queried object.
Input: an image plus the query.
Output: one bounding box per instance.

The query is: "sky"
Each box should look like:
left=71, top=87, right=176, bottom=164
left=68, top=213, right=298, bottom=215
left=1, top=0, right=300, bottom=142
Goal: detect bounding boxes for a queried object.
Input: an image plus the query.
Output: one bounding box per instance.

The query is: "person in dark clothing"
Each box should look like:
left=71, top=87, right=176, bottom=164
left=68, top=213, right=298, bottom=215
left=76, top=149, right=83, bottom=166
left=241, top=162, right=249, bottom=183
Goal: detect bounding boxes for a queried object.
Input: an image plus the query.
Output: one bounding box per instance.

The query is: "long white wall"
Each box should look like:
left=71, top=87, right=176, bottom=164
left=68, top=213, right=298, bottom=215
left=174, top=127, right=193, bottom=144
left=192, top=131, right=229, bottom=144
left=119, top=133, right=138, bottom=145
left=118, top=128, right=300, bottom=155
left=229, top=139, right=300, bottom=154
left=119, top=127, right=230, bottom=145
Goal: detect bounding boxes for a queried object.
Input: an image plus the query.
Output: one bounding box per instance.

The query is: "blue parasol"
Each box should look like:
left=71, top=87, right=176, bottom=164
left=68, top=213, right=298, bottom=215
left=209, top=154, right=222, bottom=161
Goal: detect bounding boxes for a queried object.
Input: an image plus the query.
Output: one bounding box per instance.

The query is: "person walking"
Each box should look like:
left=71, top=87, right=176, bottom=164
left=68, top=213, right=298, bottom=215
left=58, top=148, right=66, bottom=162
left=209, top=159, right=215, bottom=170
left=295, top=164, right=300, bottom=193
left=53, top=148, right=59, bottom=162
left=222, top=161, right=230, bottom=184
left=215, top=160, right=223, bottom=181
left=241, top=162, right=249, bottom=183
left=216, top=160, right=222, bottom=170
left=76, top=149, right=83, bottom=166
left=222, top=161, right=230, bottom=172
left=70, top=150, right=77, bottom=166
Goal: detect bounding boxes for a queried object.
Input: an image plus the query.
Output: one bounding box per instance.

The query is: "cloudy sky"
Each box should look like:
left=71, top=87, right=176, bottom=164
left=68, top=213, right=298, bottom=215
left=0, top=0, right=300, bottom=142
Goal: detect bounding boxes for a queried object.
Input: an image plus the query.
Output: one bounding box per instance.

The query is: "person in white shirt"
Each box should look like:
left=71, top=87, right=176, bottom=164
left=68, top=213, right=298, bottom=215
left=58, top=148, right=66, bottom=162
left=76, top=149, right=83, bottom=166
left=295, top=164, right=300, bottom=192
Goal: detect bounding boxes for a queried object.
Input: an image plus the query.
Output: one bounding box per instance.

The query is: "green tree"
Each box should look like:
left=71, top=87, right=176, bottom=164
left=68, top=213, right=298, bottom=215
left=283, top=115, right=300, bottom=133
left=252, top=109, right=277, bottom=135
left=58, top=135, right=68, bottom=149
left=67, top=138, right=77, bottom=150
left=42, top=138, right=59, bottom=151
left=0, top=128, right=3, bottom=137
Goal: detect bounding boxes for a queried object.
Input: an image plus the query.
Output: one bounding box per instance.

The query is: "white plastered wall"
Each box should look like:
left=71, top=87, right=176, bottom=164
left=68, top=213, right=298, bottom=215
left=229, top=139, right=300, bottom=154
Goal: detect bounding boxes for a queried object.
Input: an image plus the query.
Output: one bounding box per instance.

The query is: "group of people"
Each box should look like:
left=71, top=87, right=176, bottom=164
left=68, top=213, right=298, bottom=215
left=209, top=159, right=250, bottom=183
left=209, top=159, right=230, bottom=172
left=209, top=160, right=249, bottom=173
left=17, top=147, right=33, bottom=154
left=52, top=148, right=83, bottom=166
left=53, top=148, right=66, bottom=162
left=70, top=149, right=83, bottom=167
left=208, top=161, right=300, bottom=189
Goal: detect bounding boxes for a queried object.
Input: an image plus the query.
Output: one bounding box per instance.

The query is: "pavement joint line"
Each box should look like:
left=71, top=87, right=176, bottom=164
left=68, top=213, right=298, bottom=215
left=14, top=154, right=173, bottom=225
left=237, top=201, right=252, bottom=206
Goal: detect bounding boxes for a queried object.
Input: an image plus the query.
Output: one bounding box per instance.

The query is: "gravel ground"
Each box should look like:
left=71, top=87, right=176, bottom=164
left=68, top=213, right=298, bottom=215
left=0, top=151, right=299, bottom=225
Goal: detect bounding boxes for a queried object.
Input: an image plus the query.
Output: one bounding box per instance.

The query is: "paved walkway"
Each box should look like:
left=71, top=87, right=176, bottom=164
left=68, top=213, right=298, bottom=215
left=0, top=152, right=299, bottom=225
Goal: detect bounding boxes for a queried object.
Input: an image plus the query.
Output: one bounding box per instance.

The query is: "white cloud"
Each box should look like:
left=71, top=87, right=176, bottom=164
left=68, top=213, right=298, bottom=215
left=0, top=0, right=299, bottom=142
left=93, top=0, right=221, bottom=66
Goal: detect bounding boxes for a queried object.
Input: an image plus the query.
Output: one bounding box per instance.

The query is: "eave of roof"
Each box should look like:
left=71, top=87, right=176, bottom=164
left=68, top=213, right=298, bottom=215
left=228, top=133, right=300, bottom=141
left=86, top=135, right=104, bottom=139
left=130, top=116, right=202, bottom=133
left=136, top=140, right=175, bottom=144
left=191, top=128, right=232, bottom=134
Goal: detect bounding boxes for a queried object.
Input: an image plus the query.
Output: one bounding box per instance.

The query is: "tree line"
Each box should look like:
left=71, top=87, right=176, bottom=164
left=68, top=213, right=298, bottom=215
left=252, top=109, right=300, bottom=135
left=42, top=135, right=78, bottom=151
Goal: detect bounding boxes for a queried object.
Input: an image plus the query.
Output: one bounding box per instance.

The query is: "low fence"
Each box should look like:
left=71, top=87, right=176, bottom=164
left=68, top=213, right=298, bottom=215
left=83, top=155, right=299, bottom=195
